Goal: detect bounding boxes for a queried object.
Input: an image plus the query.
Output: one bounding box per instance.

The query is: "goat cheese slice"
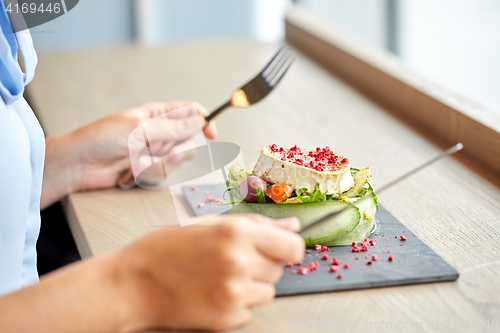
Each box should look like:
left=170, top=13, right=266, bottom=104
left=252, top=145, right=354, bottom=195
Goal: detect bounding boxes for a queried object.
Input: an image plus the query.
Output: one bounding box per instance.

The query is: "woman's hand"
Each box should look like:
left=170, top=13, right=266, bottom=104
left=0, top=214, right=305, bottom=332
left=41, top=101, right=216, bottom=209
left=117, top=214, right=305, bottom=331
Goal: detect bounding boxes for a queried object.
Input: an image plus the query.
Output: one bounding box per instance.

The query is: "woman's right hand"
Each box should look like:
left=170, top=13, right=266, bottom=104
left=0, top=214, right=304, bottom=332
left=116, top=214, right=305, bottom=332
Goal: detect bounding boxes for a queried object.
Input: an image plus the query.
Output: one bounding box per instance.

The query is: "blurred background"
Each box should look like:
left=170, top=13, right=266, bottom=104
left=29, top=0, right=500, bottom=114
left=33, top=0, right=500, bottom=275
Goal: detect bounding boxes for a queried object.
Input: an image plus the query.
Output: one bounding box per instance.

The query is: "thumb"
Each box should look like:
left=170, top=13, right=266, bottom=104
left=163, top=115, right=201, bottom=141
left=143, top=112, right=202, bottom=145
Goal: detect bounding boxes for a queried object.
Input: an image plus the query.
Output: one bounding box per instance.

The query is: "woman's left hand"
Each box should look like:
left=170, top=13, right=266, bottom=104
left=41, top=101, right=216, bottom=209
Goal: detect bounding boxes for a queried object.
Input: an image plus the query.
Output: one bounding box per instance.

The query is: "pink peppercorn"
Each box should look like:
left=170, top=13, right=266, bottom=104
left=330, top=266, right=339, bottom=272
left=285, top=262, right=293, bottom=267
left=331, top=257, right=340, bottom=265
left=308, top=262, right=319, bottom=271
left=291, top=270, right=297, bottom=274
left=197, top=203, right=205, bottom=208
left=388, top=256, right=394, bottom=261
left=294, top=261, right=302, bottom=266
left=298, top=268, right=309, bottom=275
left=191, top=186, right=198, bottom=191
left=372, top=255, right=378, bottom=261
left=337, top=274, right=342, bottom=279
left=321, top=254, right=329, bottom=260
left=367, top=260, right=373, bottom=265
left=400, top=235, right=407, bottom=241
left=314, top=244, right=321, bottom=251
left=321, top=246, right=329, bottom=252
left=205, top=190, right=211, bottom=195
left=344, top=263, right=351, bottom=269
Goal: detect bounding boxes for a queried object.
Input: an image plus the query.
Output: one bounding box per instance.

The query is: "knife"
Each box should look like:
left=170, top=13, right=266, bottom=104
left=299, top=143, right=464, bottom=235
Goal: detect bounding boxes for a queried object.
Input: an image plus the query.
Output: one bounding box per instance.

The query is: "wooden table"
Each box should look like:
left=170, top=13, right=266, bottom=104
left=28, top=40, right=500, bottom=332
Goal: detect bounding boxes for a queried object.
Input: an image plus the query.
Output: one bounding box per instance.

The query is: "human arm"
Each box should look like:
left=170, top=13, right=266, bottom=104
left=41, top=101, right=217, bottom=209
left=0, top=215, right=304, bottom=332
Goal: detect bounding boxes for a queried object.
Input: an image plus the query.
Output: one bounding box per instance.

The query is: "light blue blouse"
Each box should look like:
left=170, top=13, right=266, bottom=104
left=0, top=2, right=43, bottom=296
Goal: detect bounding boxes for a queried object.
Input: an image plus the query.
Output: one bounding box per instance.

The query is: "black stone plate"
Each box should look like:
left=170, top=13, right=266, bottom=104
left=182, top=184, right=459, bottom=296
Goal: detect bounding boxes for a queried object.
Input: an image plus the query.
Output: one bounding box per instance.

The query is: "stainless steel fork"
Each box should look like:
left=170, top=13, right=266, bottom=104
left=117, top=44, right=296, bottom=190
left=204, top=43, right=296, bottom=123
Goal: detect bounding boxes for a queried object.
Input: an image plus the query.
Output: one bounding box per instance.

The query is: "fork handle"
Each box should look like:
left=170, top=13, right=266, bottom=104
left=204, top=101, right=232, bottom=124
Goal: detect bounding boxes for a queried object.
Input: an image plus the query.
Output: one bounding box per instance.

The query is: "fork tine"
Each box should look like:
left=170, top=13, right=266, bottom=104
left=264, top=48, right=293, bottom=83
left=268, top=55, right=295, bottom=88
left=260, top=44, right=289, bottom=77
left=268, top=53, right=295, bottom=87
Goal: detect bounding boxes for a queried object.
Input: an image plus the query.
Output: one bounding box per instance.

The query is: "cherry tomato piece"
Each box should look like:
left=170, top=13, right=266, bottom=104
left=267, top=183, right=294, bottom=203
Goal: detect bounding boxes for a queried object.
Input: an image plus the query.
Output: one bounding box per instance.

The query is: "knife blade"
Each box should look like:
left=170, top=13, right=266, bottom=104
left=299, top=143, right=463, bottom=235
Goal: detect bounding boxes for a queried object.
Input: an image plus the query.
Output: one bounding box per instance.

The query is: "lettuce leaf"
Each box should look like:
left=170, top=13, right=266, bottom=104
left=297, top=184, right=327, bottom=203
left=225, top=175, right=243, bottom=201
left=256, top=187, right=266, bottom=203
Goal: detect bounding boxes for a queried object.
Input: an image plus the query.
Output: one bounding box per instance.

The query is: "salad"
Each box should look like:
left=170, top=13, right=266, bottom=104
left=226, top=145, right=378, bottom=247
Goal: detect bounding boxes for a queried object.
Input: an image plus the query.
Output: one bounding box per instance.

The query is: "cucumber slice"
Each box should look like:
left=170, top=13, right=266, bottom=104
left=344, top=167, right=371, bottom=198
left=229, top=201, right=360, bottom=247
left=367, top=183, right=378, bottom=211
left=323, top=193, right=378, bottom=246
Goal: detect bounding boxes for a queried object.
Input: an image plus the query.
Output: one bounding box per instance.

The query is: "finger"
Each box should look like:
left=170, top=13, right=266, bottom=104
left=250, top=253, right=284, bottom=283
left=136, top=101, right=206, bottom=122
left=132, top=149, right=194, bottom=185
left=203, top=120, right=218, bottom=140
left=152, top=139, right=197, bottom=163
left=139, top=102, right=195, bottom=120
left=244, top=281, right=276, bottom=307
left=239, top=216, right=305, bottom=263
left=143, top=112, right=202, bottom=145
left=165, top=146, right=196, bottom=164
left=142, top=102, right=217, bottom=141
left=188, top=102, right=218, bottom=140
left=132, top=156, right=174, bottom=184
left=164, top=102, right=200, bottom=119
left=246, top=214, right=301, bottom=232
left=160, top=105, right=217, bottom=141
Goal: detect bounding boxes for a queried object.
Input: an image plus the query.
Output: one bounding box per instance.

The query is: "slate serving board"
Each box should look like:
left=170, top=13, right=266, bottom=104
left=182, top=184, right=459, bottom=297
